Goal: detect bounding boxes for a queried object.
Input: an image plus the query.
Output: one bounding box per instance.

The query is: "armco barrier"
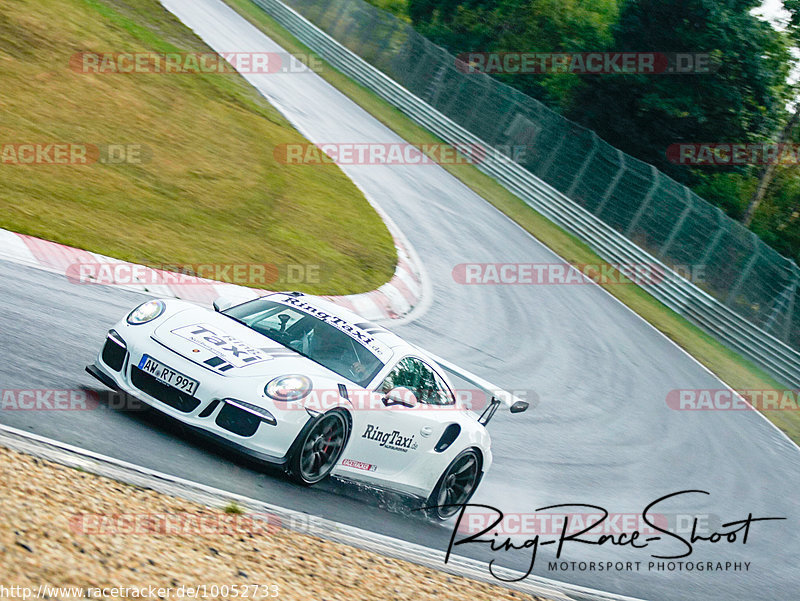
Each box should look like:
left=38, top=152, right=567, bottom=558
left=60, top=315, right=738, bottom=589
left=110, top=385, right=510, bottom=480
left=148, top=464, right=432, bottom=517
left=244, top=0, right=800, bottom=386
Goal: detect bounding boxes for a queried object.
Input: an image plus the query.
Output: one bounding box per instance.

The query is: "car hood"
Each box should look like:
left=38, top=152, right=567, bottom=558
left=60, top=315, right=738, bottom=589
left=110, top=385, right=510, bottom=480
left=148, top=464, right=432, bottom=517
left=151, top=305, right=347, bottom=381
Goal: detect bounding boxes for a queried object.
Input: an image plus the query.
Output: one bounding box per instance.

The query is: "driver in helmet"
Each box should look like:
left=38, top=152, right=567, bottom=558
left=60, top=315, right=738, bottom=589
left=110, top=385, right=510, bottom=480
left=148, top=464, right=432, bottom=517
left=309, top=323, right=367, bottom=379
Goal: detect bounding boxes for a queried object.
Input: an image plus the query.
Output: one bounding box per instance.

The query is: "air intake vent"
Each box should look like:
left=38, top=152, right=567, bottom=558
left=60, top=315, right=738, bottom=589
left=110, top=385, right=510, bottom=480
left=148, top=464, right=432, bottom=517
left=215, top=402, right=261, bottom=437
left=101, top=331, right=126, bottom=372
left=434, top=424, right=461, bottom=452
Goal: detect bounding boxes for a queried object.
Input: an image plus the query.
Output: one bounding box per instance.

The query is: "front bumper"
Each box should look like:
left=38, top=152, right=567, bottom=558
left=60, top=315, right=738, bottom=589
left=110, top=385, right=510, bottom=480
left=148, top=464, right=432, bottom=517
left=87, top=325, right=311, bottom=467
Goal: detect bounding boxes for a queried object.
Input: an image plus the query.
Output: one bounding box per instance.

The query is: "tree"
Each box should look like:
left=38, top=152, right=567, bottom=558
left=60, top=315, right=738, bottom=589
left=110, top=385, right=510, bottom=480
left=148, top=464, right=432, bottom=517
left=741, top=1, right=800, bottom=226
left=566, top=0, right=792, bottom=184
left=406, top=0, right=620, bottom=107
left=741, top=105, right=800, bottom=225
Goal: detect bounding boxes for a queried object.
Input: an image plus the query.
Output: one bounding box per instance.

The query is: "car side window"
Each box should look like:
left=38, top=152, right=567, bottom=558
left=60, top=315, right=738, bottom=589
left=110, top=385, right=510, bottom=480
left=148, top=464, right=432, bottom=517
left=380, top=357, right=416, bottom=394
left=380, top=357, right=454, bottom=405
left=432, top=370, right=456, bottom=406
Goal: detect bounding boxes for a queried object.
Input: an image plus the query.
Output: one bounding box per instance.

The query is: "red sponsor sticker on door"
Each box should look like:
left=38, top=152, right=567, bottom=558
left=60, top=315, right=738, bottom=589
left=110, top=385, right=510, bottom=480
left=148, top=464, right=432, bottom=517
left=342, top=459, right=377, bottom=472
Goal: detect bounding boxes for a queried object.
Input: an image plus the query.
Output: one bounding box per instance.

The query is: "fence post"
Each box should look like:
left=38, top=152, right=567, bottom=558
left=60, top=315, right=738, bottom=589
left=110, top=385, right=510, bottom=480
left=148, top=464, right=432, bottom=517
left=488, top=87, right=518, bottom=146
left=425, top=52, right=449, bottom=107
left=441, top=73, right=468, bottom=117
left=698, top=208, right=728, bottom=268
left=593, top=149, right=626, bottom=216
left=407, top=39, right=440, bottom=99
left=624, top=165, right=660, bottom=236
left=783, top=269, right=799, bottom=342
left=536, top=128, right=568, bottom=180
left=659, top=188, right=695, bottom=259
left=763, top=276, right=798, bottom=337
left=725, top=233, right=762, bottom=306
left=566, top=132, right=599, bottom=198
left=462, top=75, right=492, bottom=132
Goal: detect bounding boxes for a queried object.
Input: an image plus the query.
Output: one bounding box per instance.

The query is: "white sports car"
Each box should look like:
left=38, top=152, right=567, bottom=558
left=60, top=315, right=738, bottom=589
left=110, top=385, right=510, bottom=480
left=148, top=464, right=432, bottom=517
left=86, top=292, right=527, bottom=519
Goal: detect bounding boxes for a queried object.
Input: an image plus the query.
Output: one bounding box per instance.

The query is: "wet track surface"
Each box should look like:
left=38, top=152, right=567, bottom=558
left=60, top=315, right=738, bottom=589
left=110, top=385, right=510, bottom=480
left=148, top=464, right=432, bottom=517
left=2, top=0, right=799, bottom=598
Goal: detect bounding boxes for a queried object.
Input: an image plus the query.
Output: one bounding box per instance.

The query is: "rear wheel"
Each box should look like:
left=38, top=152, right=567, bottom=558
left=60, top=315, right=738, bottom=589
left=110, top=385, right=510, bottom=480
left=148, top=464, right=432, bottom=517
left=288, top=410, right=349, bottom=485
left=425, top=449, right=482, bottom=520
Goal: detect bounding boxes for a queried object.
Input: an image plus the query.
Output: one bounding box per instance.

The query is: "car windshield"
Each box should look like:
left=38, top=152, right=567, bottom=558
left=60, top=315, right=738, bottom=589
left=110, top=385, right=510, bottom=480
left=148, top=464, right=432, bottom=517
left=224, top=298, right=385, bottom=386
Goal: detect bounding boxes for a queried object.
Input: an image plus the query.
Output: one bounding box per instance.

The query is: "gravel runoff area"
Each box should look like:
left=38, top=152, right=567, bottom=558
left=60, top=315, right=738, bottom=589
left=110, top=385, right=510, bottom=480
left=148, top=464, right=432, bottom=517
left=0, top=445, right=550, bottom=601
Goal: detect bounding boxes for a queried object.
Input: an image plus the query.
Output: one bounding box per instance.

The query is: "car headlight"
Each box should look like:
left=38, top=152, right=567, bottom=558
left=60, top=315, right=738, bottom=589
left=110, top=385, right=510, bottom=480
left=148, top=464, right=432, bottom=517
left=265, top=375, right=312, bottom=401
left=126, top=300, right=166, bottom=325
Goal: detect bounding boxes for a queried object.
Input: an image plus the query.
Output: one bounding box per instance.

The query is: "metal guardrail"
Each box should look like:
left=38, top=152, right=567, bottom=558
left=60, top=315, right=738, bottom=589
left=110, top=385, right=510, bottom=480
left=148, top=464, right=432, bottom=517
left=249, top=0, right=800, bottom=387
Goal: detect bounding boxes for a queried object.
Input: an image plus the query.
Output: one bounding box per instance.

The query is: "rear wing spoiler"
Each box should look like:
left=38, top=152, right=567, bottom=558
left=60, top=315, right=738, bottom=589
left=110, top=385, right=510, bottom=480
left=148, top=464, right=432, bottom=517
left=427, top=352, right=529, bottom=426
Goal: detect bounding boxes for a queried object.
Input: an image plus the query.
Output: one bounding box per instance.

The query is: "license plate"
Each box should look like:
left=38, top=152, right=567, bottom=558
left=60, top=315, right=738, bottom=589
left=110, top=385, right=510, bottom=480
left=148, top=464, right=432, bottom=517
left=138, top=355, right=199, bottom=396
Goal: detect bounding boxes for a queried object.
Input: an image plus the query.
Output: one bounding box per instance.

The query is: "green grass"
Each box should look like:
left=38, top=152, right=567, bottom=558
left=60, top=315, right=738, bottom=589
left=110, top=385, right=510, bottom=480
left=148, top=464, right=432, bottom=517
left=0, top=0, right=395, bottom=295
left=224, top=0, right=800, bottom=445
left=223, top=500, right=245, bottom=514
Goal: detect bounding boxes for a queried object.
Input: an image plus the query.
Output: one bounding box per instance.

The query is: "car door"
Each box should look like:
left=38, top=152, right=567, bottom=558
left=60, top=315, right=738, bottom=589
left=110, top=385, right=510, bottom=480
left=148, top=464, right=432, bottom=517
left=341, top=356, right=457, bottom=478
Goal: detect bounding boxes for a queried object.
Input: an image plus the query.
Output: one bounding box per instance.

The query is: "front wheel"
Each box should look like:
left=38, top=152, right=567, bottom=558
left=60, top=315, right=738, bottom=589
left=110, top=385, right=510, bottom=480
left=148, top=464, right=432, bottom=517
left=425, top=449, right=482, bottom=521
left=287, top=410, right=349, bottom=485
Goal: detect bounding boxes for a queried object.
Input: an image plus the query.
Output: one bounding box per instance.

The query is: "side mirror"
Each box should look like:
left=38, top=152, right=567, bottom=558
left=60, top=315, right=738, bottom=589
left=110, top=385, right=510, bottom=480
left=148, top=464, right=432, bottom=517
left=510, top=400, right=529, bottom=414
left=382, top=387, right=418, bottom=408
left=213, top=296, right=239, bottom=312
